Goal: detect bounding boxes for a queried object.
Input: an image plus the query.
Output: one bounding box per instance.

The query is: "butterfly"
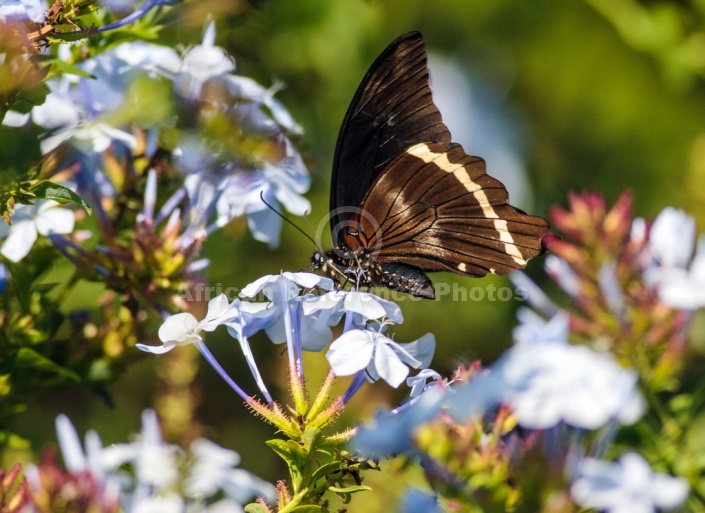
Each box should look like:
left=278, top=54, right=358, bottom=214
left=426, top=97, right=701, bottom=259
left=312, top=31, right=549, bottom=299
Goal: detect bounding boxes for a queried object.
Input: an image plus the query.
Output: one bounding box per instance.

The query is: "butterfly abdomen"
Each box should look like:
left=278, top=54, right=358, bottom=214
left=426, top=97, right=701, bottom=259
left=314, top=250, right=436, bottom=299
left=370, top=261, right=435, bottom=299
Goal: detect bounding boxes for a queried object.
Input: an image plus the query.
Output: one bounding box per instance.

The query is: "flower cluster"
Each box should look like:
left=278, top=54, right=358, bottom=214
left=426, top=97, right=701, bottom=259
left=0, top=16, right=310, bottom=428
left=138, top=272, right=435, bottom=403
left=3, top=20, right=308, bottom=265
left=136, top=272, right=436, bottom=511
left=21, top=410, right=275, bottom=513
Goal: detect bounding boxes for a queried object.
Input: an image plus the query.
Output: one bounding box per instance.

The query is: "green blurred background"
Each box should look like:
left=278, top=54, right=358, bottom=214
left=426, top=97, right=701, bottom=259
left=6, top=0, right=705, bottom=508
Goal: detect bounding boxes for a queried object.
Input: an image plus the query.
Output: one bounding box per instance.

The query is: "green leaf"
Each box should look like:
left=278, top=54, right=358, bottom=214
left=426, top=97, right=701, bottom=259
left=327, top=485, right=371, bottom=494
left=10, top=82, right=50, bottom=114
left=244, top=503, right=270, bottom=513
left=303, top=426, right=321, bottom=452
left=0, top=430, right=31, bottom=450
left=289, top=506, right=329, bottom=513
left=310, top=461, right=345, bottom=483
left=15, top=348, right=80, bottom=382
left=47, top=59, right=96, bottom=80
left=30, top=180, right=92, bottom=215
left=266, top=439, right=308, bottom=488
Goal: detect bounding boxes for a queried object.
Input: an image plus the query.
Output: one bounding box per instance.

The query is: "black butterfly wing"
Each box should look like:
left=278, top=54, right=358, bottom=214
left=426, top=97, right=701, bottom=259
left=330, top=31, right=451, bottom=245
left=353, top=142, right=549, bottom=277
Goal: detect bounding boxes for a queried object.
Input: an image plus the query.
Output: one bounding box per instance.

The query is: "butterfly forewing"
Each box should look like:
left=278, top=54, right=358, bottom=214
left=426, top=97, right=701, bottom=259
left=330, top=32, right=451, bottom=244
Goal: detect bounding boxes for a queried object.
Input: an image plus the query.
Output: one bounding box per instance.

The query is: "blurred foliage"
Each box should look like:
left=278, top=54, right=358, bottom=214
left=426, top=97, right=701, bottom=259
left=4, top=0, right=705, bottom=511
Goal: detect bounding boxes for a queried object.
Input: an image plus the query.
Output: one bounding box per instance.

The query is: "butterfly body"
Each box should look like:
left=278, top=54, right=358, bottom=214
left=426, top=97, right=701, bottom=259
left=316, top=32, right=549, bottom=299
left=313, top=249, right=436, bottom=299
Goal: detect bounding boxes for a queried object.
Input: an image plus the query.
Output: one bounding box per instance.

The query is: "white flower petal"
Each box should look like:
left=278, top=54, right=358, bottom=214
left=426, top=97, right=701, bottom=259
left=35, top=203, right=75, bottom=236
left=2, top=110, right=30, bottom=127
left=32, top=91, right=82, bottom=130
left=326, top=329, right=374, bottom=376
left=396, top=333, right=436, bottom=369
left=200, top=293, right=237, bottom=332
left=344, top=292, right=387, bottom=320
left=502, top=343, right=644, bottom=430
left=246, top=206, right=282, bottom=248
left=1, top=219, right=38, bottom=262
left=373, top=341, right=409, bottom=388
left=571, top=453, right=688, bottom=513
left=135, top=341, right=178, bottom=354
left=649, top=207, right=695, bottom=268
left=158, top=312, right=200, bottom=344
left=55, top=415, right=87, bottom=472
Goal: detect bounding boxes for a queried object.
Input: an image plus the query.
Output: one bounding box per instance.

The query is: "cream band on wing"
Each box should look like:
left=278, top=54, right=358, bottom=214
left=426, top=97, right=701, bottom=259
left=406, top=143, right=527, bottom=267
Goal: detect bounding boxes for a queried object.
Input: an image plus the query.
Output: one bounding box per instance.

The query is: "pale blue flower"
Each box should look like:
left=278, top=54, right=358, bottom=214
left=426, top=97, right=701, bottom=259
left=0, top=0, right=46, bottom=23
left=240, top=272, right=333, bottom=300
left=500, top=342, right=644, bottom=429
left=237, top=274, right=334, bottom=354
left=303, top=290, right=403, bottom=326
left=214, top=148, right=310, bottom=248
left=571, top=453, right=688, bottom=513
left=544, top=255, right=581, bottom=298
left=0, top=200, right=75, bottom=262
left=406, top=369, right=442, bottom=398
left=512, top=309, right=569, bottom=346
left=656, top=239, right=705, bottom=309
left=185, top=438, right=275, bottom=504
left=399, top=489, right=441, bottom=513
left=647, top=207, right=695, bottom=270
left=326, top=330, right=435, bottom=388
left=136, top=294, right=237, bottom=354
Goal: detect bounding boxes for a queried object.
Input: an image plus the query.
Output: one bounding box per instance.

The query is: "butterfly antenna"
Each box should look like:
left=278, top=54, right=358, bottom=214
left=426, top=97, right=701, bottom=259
left=259, top=192, right=320, bottom=251
left=300, top=210, right=327, bottom=256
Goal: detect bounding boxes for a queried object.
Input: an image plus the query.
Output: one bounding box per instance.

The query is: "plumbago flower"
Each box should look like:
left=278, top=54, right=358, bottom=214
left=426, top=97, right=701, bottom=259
left=0, top=19, right=314, bottom=427
left=571, top=453, right=688, bottom=513
left=137, top=293, right=239, bottom=354
left=3, top=20, right=309, bottom=265
left=326, top=329, right=435, bottom=389
left=643, top=207, right=705, bottom=309
left=21, top=410, right=274, bottom=512
left=135, top=271, right=442, bottom=511
left=0, top=200, right=75, bottom=262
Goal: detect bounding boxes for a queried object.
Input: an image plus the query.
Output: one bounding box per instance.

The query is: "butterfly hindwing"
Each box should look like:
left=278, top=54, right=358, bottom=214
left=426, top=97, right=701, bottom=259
left=353, top=142, right=548, bottom=277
